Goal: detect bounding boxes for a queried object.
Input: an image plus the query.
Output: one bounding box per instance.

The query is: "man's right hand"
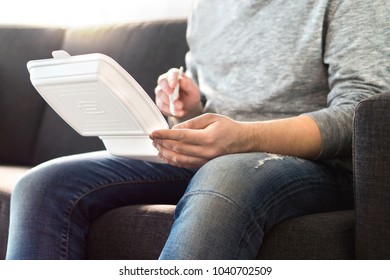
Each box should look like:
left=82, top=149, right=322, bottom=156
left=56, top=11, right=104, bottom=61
left=155, top=68, right=203, bottom=121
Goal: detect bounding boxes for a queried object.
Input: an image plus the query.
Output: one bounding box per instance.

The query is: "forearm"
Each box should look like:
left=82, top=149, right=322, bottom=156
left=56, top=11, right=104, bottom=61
left=152, top=113, right=322, bottom=168
left=241, top=115, right=322, bottom=160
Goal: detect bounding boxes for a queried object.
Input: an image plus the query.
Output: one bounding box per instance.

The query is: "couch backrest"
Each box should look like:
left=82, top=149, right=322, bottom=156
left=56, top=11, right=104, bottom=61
left=0, top=20, right=189, bottom=166
left=0, top=26, right=65, bottom=166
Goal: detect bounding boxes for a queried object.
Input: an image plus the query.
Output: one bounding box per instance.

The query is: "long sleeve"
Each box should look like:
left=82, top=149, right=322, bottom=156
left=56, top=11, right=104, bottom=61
left=305, top=0, right=390, bottom=159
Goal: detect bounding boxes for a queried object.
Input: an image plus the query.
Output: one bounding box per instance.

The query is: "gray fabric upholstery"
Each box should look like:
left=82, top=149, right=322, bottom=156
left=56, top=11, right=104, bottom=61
left=86, top=205, right=354, bottom=260
left=257, top=210, right=355, bottom=259
left=354, top=93, right=390, bottom=259
left=87, top=205, right=175, bottom=260
left=0, top=26, right=65, bottom=166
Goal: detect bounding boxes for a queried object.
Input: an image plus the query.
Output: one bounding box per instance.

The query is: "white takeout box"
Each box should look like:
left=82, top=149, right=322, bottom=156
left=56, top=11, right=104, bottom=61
left=27, top=50, right=168, bottom=162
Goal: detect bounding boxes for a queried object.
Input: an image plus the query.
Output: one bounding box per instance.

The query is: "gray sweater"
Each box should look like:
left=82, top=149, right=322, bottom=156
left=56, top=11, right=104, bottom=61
left=185, top=0, right=390, bottom=160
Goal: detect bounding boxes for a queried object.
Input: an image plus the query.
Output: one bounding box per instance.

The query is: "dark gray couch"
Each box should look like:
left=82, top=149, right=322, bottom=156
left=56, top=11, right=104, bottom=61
left=0, top=19, right=389, bottom=260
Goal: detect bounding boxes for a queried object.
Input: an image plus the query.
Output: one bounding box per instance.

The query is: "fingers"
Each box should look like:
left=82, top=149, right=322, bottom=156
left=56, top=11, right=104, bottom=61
left=150, top=122, right=222, bottom=169
left=150, top=114, right=241, bottom=168
left=152, top=140, right=209, bottom=169
left=154, top=84, right=170, bottom=115
left=155, top=87, right=185, bottom=117
left=150, top=127, right=211, bottom=169
left=157, top=68, right=182, bottom=93
left=152, top=137, right=209, bottom=157
left=173, top=113, right=219, bottom=130
left=155, top=68, right=184, bottom=116
left=151, top=128, right=204, bottom=146
left=150, top=114, right=220, bottom=146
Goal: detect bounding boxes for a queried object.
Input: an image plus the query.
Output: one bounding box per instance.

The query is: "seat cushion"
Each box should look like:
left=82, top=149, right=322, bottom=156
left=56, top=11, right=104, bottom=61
left=258, top=210, right=355, bottom=259
left=86, top=204, right=354, bottom=260
left=87, top=204, right=175, bottom=260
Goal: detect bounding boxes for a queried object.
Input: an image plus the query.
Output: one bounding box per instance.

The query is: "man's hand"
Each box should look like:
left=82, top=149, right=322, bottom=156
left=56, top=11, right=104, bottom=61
left=155, top=68, right=203, bottom=121
left=150, top=114, right=249, bottom=169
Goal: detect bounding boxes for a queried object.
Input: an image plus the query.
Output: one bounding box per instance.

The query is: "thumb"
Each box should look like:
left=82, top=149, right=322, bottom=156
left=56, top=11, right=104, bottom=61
left=178, top=74, right=192, bottom=93
left=173, top=113, right=218, bottom=130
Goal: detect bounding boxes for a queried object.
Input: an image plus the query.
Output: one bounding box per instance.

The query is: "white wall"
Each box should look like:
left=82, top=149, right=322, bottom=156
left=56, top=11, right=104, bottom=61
left=0, top=0, right=193, bottom=27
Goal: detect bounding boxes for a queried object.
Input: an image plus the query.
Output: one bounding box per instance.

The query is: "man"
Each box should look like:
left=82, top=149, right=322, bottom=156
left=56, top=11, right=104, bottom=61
left=7, top=0, right=389, bottom=259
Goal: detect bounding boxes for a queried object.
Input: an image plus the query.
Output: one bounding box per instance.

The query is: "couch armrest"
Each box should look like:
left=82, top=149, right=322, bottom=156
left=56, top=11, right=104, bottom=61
left=353, top=92, right=390, bottom=259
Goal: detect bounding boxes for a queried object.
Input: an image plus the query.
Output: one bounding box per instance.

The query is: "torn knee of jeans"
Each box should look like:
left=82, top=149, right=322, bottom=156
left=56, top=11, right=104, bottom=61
left=255, top=153, right=285, bottom=169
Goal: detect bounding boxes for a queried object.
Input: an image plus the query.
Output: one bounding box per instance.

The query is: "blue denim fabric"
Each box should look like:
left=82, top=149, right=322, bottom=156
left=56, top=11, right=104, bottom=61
left=6, top=151, right=195, bottom=260
left=6, top=151, right=352, bottom=260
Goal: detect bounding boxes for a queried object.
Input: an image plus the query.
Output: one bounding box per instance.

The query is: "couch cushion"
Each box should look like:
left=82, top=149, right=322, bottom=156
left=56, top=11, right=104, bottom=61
left=257, top=210, right=354, bottom=259
left=0, top=26, right=64, bottom=166
left=87, top=204, right=175, bottom=260
left=86, top=204, right=354, bottom=260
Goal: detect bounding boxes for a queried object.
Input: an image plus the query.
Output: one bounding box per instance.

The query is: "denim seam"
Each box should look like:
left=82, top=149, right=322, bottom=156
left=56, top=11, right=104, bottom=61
left=182, top=190, right=252, bottom=218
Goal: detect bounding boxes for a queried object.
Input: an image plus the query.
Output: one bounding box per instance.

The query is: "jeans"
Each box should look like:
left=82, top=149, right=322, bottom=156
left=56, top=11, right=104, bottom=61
left=6, top=151, right=353, bottom=259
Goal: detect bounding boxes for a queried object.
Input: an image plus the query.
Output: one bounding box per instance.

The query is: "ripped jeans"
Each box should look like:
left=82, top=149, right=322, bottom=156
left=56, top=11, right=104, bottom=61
left=6, top=151, right=353, bottom=259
